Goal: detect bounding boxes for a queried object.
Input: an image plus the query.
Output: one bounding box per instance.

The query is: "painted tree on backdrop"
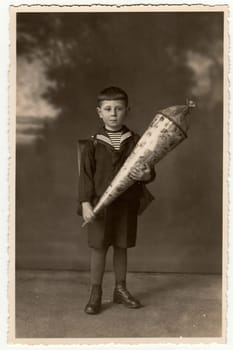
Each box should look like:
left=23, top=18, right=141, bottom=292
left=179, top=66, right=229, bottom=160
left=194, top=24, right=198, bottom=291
left=17, top=12, right=223, bottom=116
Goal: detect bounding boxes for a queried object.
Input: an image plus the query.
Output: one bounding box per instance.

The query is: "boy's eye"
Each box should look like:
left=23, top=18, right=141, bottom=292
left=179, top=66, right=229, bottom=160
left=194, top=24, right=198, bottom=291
left=103, top=106, right=124, bottom=112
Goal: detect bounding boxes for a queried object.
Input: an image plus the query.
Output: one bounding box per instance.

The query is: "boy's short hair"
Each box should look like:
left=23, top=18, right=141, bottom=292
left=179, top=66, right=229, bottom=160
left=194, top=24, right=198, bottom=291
left=97, top=86, right=128, bottom=106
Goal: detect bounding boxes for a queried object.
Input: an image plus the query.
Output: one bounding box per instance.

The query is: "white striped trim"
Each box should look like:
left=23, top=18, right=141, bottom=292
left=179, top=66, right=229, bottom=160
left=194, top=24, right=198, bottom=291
left=96, top=130, right=133, bottom=149
left=96, top=134, right=112, bottom=146
left=120, top=131, right=132, bottom=143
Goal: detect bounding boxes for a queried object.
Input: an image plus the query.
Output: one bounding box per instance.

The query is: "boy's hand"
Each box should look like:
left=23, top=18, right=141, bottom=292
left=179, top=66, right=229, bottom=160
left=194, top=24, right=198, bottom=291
left=82, top=202, right=95, bottom=223
left=129, top=163, right=151, bottom=182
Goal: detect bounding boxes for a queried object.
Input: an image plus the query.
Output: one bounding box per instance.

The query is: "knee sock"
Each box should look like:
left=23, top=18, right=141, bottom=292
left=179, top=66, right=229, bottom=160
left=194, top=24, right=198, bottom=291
left=113, top=247, right=127, bottom=284
left=90, top=247, right=108, bottom=286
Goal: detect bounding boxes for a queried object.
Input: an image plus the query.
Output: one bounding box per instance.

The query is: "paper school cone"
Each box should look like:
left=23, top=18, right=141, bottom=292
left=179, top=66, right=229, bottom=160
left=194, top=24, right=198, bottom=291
left=82, top=100, right=195, bottom=227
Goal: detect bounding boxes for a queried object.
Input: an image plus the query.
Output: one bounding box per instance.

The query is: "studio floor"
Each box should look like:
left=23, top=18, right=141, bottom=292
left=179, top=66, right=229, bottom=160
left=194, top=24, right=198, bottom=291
left=15, top=270, right=222, bottom=340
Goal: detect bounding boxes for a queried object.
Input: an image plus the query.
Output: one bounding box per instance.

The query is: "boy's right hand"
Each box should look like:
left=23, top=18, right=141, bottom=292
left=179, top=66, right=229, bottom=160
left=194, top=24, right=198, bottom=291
left=82, top=202, right=95, bottom=223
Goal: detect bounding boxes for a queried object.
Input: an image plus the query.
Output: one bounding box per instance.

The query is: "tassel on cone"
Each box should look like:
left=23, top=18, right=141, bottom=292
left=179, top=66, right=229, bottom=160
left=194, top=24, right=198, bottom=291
left=82, top=100, right=195, bottom=227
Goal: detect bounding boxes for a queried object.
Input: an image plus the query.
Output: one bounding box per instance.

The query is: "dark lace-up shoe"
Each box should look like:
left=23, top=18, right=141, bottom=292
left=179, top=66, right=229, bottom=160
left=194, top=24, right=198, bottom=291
left=113, top=281, right=142, bottom=308
left=84, top=285, right=102, bottom=315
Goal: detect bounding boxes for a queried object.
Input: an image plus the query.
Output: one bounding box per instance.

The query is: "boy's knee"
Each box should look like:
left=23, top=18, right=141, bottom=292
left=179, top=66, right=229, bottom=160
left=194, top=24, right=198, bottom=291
left=92, top=246, right=108, bottom=255
left=114, top=246, right=127, bottom=253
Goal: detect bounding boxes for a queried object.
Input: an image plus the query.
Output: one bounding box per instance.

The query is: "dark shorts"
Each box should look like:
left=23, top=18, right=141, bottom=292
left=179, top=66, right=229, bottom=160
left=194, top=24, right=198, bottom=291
left=87, top=197, right=140, bottom=249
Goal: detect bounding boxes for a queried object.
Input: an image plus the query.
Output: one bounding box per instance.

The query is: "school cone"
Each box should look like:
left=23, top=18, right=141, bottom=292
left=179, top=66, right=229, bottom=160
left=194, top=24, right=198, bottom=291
left=82, top=100, right=196, bottom=227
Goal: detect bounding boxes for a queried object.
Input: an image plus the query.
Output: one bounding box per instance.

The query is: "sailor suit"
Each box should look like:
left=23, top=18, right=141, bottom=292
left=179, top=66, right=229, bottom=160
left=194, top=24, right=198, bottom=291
left=79, top=125, right=155, bottom=248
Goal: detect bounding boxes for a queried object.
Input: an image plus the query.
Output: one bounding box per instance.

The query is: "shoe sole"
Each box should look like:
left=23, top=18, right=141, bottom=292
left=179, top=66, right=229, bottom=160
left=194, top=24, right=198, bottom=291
left=113, top=296, right=142, bottom=308
left=84, top=309, right=101, bottom=315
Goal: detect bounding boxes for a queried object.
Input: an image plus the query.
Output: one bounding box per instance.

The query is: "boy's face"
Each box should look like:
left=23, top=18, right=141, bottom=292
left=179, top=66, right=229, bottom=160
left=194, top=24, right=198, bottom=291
left=97, top=99, right=129, bottom=131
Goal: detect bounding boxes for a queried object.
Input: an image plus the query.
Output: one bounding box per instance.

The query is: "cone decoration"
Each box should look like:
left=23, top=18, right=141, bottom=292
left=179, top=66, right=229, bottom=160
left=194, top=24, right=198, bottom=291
left=83, top=100, right=195, bottom=226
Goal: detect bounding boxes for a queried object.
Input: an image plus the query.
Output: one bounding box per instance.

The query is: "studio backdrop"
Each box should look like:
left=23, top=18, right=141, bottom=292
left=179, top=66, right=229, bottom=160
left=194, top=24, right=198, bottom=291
left=16, top=11, right=223, bottom=273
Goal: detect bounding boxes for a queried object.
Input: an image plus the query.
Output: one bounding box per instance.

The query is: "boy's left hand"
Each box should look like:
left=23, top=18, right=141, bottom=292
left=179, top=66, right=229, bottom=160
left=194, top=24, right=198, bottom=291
left=129, top=163, right=151, bottom=182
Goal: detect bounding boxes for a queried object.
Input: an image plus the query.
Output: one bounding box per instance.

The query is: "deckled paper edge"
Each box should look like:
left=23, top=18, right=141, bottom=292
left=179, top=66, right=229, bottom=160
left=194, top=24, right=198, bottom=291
left=0, top=1, right=231, bottom=349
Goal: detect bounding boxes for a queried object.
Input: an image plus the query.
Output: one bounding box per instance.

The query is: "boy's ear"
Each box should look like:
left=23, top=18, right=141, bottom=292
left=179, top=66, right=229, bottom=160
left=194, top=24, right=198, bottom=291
left=125, top=106, right=130, bottom=115
left=96, top=107, right=102, bottom=118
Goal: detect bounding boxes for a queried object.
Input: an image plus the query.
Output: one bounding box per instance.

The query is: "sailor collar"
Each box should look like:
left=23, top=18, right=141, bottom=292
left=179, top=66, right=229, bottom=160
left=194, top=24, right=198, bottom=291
left=94, top=125, right=133, bottom=150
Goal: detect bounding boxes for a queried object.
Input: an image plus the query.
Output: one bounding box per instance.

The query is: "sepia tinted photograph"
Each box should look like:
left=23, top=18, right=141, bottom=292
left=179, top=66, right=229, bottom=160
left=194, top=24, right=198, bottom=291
left=10, top=4, right=227, bottom=344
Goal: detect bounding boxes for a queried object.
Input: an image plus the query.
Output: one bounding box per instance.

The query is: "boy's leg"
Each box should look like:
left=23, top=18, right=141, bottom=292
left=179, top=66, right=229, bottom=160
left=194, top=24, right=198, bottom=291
left=113, top=247, right=142, bottom=308
left=90, top=246, right=108, bottom=285
left=113, top=246, right=127, bottom=283
left=85, top=246, right=108, bottom=315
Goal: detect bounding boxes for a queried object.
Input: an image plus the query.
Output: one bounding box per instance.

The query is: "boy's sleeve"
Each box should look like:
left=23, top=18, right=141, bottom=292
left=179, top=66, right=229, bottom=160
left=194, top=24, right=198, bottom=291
left=78, top=140, right=96, bottom=204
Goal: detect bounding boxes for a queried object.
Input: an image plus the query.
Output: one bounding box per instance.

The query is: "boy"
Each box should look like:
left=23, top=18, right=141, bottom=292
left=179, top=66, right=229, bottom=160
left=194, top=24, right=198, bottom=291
left=79, top=86, right=155, bottom=314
